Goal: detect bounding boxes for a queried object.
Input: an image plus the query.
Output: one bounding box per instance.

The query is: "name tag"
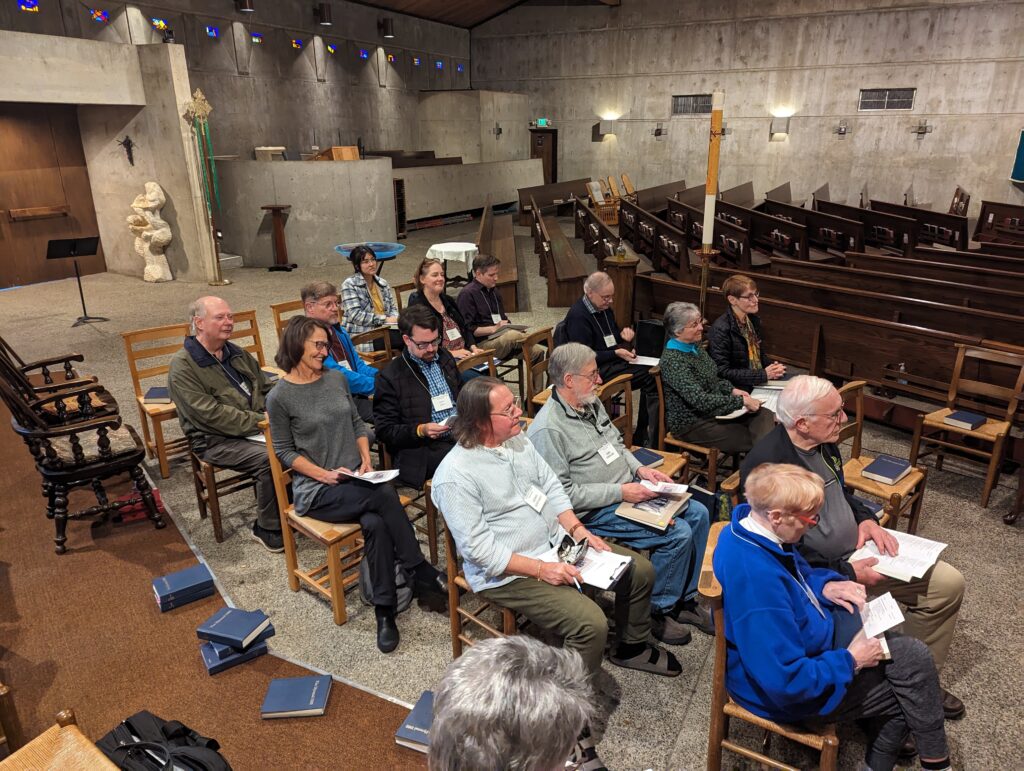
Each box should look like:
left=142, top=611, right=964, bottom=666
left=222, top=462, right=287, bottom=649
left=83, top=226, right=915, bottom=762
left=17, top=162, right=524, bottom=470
left=445, top=327, right=462, bottom=341
left=431, top=392, right=454, bottom=412
left=598, top=442, right=620, bottom=465
left=338, top=360, right=352, bottom=370
left=491, top=313, right=502, bottom=324
left=239, top=381, right=251, bottom=397
left=603, top=334, right=616, bottom=348
left=524, top=485, right=547, bottom=513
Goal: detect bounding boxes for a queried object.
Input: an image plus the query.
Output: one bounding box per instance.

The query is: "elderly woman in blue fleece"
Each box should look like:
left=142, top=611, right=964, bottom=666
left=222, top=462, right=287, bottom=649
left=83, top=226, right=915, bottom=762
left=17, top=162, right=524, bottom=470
left=714, top=463, right=951, bottom=771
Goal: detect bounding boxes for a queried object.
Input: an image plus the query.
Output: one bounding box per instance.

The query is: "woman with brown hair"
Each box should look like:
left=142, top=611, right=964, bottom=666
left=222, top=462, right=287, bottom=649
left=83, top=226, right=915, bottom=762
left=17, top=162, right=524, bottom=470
left=707, top=275, right=786, bottom=390
left=407, top=258, right=483, bottom=363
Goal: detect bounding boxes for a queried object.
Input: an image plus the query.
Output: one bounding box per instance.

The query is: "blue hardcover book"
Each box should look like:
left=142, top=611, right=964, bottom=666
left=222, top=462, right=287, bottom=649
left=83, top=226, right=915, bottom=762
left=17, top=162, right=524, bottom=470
left=209, top=623, right=276, bottom=659
left=197, top=607, right=271, bottom=648
left=631, top=447, right=665, bottom=469
left=199, top=640, right=268, bottom=675
left=143, top=386, right=172, bottom=404
left=260, top=674, right=332, bottom=719
left=850, top=494, right=885, bottom=520
left=159, top=585, right=216, bottom=613
left=943, top=410, right=986, bottom=430
left=860, top=455, right=912, bottom=485
left=394, top=690, right=434, bottom=754
left=153, top=563, right=214, bottom=606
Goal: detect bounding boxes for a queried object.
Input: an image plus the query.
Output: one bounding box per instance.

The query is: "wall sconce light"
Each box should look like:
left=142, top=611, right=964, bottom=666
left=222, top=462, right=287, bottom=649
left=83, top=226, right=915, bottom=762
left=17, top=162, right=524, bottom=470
left=769, top=116, right=790, bottom=142
left=833, top=119, right=849, bottom=139
left=910, top=121, right=933, bottom=140
left=378, top=17, right=395, bottom=39
left=235, top=0, right=255, bottom=12
left=593, top=119, right=617, bottom=141
left=651, top=122, right=668, bottom=140
left=313, top=2, right=332, bottom=26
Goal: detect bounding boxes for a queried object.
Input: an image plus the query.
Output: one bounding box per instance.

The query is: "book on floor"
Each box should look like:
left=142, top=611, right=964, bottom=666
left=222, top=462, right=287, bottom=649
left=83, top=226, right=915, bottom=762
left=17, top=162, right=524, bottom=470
left=142, top=386, right=172, bottom=404
left=200, top=640, right=268, bottom=675
left=153, top=562, right=214, bottom=609
left=860, top=455, right=912, bottom=485
left=157, top=585, right=216, bottom=613
left=209, top=623, right=276, bottom=660
left=848, top=530, right=947, bottom=582
left=616, top=492, right=691, bottom=531
left=260, top=674, right=332, bottom=719
left=630, top=447, right=665, bottom=468
left=394, top=690, right=434, bottom=754
left=197, top=607, right=271, bottom=648
left=943, top=410, right=986, bottom=430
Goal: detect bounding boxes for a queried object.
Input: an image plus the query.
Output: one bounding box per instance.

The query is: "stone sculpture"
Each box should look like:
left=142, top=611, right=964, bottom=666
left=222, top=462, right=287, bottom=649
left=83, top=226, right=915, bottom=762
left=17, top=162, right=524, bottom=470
left=127, top=182, right=174, bottom=282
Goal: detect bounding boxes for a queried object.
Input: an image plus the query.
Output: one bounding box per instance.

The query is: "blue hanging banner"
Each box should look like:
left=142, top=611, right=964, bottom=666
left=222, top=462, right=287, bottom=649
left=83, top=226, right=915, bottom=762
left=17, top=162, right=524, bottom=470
left=1012, top=129, right=1024, bottom=184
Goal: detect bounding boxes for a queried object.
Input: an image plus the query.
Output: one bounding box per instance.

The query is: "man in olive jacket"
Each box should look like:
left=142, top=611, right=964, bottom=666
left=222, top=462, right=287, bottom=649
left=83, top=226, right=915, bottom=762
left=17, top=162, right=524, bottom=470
left=168, top=296, right=282, bottom=552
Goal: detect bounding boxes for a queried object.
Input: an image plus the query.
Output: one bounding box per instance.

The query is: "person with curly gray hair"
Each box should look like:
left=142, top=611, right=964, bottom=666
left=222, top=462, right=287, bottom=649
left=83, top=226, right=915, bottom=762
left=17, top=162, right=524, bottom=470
left=429, top=636, right=600, bottom=771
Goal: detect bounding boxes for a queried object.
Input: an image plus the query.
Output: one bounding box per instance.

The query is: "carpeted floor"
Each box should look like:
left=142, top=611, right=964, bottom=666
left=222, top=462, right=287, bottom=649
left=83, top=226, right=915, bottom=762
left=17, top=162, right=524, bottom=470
left=1, top=217, right=1021, bottom=769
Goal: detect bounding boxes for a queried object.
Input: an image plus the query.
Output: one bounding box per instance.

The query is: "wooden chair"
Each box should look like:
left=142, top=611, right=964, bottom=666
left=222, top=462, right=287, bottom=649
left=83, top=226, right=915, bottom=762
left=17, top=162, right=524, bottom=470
left=522, top=327, right=554, bottom=417
left=621, top=173, right=637, bottom=200
left=393, top=281, right=416, bottom=311
left=0, top=709, right=116, bottom=770
left=701, top=521, right=840, bottom=771
left=457, top=350, right=498, bottom=377
left=0, top=355, right=116, bottom=426
left=188, top=452, right=257, bottom=543
left=351, top=327, right=395, bottom=370
left=122, top=310, right=269, bottom=480
left=596, top=373, right=687, bottom=480
left=651, top=366, right=731, bottom=489
left=838, top=381, right=928, bottom=533
left=909, top=343, right=1024, bottom=508
left=0, top=334, right=83, bottom=389
left=261, top=420, right=364, bottom=625
left=378, top=443, right=441, bottom=565
left=428, top=481, right=517, bottom=658
left=0, top=377, right=165, bottom=555
left=270, top=299, right=304, bottom=341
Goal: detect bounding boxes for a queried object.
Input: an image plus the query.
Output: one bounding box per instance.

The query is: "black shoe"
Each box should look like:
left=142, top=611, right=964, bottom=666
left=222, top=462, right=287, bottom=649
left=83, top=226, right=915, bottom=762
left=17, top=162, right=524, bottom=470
left=412, top=563, right=449, bottom=613
left=674, top=601, right=715, bottom=636
left=250, top=522, right=284, bottom=553
left=652, top=613, right=692, bottom=646
left=376, top=609, right=400, bottom=653
left=942, top=688, right=966, bottom=720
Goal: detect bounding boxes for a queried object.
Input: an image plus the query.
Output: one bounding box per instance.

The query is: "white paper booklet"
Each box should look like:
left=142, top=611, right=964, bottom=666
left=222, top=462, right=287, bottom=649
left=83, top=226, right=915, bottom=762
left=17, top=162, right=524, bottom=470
left=716, top=406, right=749, bottom=420
left=631, top=355, right=661, bottom=367
left=538, top=545, right=632, bottom=590
left=640, top=480, right=689, bottom=496
left=339, top=468, right=401, bottom=484
left=751, top=387, right=780, bottom=414
left=859, top=592, right=905, bottom=639
left=848, top=530, right=947, bottom=582
left=245, top=434, right=267, bottom=444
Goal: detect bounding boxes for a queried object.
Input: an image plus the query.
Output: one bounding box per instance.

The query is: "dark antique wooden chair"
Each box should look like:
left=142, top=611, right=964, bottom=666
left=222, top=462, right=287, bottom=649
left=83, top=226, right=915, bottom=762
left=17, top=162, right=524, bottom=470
left=0, top=334, right=84, bottom=389
left=0, top=377, right=164, bottom=554
left=0, top=354, right=117, bottom=426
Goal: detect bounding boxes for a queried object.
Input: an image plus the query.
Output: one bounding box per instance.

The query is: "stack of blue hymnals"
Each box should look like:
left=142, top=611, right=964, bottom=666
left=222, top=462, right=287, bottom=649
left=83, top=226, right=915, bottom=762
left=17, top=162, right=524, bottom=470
left=196, top=606, right=275, bottom=675
left=152, top=563, right=215, bottom=612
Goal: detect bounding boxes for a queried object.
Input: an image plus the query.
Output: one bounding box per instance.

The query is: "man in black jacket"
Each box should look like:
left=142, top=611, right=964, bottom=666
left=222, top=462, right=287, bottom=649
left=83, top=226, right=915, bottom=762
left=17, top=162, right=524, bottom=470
left=560, top=272, right=657, bottom=446
left=740, top=375, right=965, bottom=719
left=374, top=305, right=461, bottom=488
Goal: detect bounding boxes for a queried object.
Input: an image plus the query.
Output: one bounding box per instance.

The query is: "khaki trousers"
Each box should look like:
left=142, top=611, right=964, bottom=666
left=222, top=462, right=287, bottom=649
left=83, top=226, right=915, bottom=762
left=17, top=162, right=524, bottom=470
left=478, top=543, right=654, bottom=674
left=872, top=559, right=964, bottom=670
left=477, top=328, right=529, bottom=361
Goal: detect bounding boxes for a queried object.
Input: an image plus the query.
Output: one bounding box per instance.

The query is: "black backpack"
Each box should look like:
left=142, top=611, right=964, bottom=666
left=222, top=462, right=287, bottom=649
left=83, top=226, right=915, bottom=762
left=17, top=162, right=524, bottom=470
left=96, top=710, right=232, bottom=771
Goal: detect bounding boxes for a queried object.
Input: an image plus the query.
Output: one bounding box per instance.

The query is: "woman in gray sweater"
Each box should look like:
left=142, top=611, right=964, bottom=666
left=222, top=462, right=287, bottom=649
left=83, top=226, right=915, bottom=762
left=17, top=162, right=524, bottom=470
left=266, top=316, right=447, bottom=653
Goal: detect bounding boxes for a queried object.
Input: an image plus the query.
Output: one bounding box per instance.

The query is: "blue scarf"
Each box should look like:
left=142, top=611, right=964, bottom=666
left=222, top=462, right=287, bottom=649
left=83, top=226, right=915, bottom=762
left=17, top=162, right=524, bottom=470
left=666, top=338, right=699, bottom=354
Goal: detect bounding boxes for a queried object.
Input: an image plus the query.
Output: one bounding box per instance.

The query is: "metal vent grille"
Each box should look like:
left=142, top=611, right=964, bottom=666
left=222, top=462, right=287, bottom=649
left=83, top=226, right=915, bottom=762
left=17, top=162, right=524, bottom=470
left=858, top=88, right=916, bottom=111
left=671, top=94, right=713, bottom=115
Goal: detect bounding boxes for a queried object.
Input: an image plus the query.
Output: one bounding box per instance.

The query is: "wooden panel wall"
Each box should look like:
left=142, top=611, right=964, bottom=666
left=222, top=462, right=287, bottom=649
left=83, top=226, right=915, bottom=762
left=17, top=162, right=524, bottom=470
left=0, top=103, right=105, bottom=289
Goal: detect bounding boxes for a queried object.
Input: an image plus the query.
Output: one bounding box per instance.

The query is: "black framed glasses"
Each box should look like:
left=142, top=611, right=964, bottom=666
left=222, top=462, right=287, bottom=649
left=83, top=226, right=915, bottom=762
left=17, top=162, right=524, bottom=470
left=407, top=337, right=442, bottom=351
left=557, top=534, right=589, bottom=566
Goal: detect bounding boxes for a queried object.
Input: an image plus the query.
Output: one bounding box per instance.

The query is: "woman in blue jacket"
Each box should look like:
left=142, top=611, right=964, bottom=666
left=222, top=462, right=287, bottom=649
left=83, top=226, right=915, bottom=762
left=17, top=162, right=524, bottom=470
left=714, top=463, right=950, bottom=771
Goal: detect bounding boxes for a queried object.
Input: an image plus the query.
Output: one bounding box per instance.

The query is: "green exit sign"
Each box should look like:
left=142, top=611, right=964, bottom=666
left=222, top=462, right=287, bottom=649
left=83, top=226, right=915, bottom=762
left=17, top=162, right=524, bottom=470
left=536, top=118, right=549, bottom=127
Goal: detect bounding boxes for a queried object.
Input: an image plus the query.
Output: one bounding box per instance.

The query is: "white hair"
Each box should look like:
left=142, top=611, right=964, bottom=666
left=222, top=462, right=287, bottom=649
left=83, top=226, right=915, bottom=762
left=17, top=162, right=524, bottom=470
left=583, top=271, right=612, bottom=294
left=548, top=342, right=596, bottom=388
left=776, top=375, right=837, bottom=429
left=664, top=302, right=701, bottom=338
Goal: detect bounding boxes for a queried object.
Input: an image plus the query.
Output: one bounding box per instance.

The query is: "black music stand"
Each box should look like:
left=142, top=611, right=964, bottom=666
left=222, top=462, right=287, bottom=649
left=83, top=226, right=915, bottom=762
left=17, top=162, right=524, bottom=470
left=46, top=237, right=108, bottom=327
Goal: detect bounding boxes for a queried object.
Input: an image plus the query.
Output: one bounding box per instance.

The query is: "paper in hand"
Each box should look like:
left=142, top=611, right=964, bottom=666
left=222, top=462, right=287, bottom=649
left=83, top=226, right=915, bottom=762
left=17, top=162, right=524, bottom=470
left=339, top=468, right=400, bottom=484
left=640, top=480, right=689, bottom=496
left=859, top=592, right=905, bottom=639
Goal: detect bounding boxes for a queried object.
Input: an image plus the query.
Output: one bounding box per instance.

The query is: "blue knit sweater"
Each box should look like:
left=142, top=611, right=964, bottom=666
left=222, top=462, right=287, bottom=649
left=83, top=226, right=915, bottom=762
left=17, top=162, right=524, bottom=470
left=713, top=505, right=856, bottom=722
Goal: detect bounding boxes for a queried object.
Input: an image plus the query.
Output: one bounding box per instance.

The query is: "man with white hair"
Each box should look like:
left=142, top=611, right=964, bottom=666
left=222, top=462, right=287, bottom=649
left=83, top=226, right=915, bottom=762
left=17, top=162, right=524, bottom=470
left=528, top=343, right=713, bottom=645
left=739, top=374, right=965, bottom=719
left=559, top=271, right=658, bottom=446
left=168, top=296, right=282, bottom=552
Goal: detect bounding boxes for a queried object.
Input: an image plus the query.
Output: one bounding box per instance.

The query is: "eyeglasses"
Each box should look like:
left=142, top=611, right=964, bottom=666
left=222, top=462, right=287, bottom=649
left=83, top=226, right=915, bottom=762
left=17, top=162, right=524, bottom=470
left=557, top=533, right=589, bottom=566
left=596, top=292, right=615, bottom=303
left=491, top=396, right=522, bottom=420
left=315, top=298, right=340, bottom=309
left=311, top=340, right=329, bottom=351
left=738, top=292, right=760, bottom=301
left=805, top=407, right=846, bottom=424
left=569, top=370, right=601, bottom=383
left=407, top=336, right=441, bottom=351
left=792, top=510, right=820, bottom=527
left=686, top=318, right=707, bottom=329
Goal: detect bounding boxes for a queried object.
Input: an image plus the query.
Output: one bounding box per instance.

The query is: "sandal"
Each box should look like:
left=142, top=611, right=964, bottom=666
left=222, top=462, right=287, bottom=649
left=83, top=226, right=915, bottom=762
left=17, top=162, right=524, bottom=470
left=568, top=730, right=607, bottom=771
left=608, top=642, right=681, bottom=677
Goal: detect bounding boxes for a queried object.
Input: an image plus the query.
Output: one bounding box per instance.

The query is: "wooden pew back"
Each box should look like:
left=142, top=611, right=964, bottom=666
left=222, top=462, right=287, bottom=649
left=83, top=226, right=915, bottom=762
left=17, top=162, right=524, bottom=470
left=760, top=199, right=865, bottom=255
left=816, top=199, right=916, bottom=256
left=573, top=200, right=620, bottom=262
left=842, top=252, right=1024, bottom=293
left=718, top=200, right=809, bottom=261
left=869, top=199, right=969, bottom=250
left=518, top=178, right=591, bottom=226
left=973, top=200, right=1024, bottom=245
left=475, top=196, right=520, bottom=312
left=634, top=178, right=688, bottom=215
left=914, top=246, right=1024, bottom=273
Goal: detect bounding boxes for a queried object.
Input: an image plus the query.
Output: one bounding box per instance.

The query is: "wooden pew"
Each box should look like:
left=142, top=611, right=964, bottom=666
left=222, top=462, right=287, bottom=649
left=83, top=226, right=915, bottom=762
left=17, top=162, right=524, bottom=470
left=665, top=198, right=754, bottom=269
left=634, top=178, right=688, bottom=216
left=769, top=257, right=1024, bottom=316
left=708, top=266, right=1024, bottom=347
left=518, top=178, right=591, bottom=226
left=574, top=200, right=621, bottom=262
left=532, top=197, right=587, bottom=306
left=759, top=199, right=865, bottom=255
left=949, top=185, right=970, bottom=216
left=475, top=197, right=520, bottom=312
left=764, top=181, right=806, bottom=207
left=914, top=246, right=1024, bottom=273
left=869, top=199, right=969, bottom=250
left=842, top=252, right=1024, bottom=293
left=717, top=200, right=809, bottom=261
left=973, top=200, right=1024, bottom=246
left=977, top=241, right=1024, bottom=258
left=816, top=199, right=917, bottom=256
left=720, top=181, right=757, bottom=209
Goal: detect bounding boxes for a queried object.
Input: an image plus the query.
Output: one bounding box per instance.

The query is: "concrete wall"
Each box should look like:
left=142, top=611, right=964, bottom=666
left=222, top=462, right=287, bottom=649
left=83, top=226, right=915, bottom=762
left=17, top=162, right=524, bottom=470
left=216, top=158, right=396, bottom=268
left=398, top=159, right=544, bottom=220
left=472, top=0, right=1024, bottom=215
left=416, top=90, right=532, bottom=164
left=1, top=0, right=471, bottom=160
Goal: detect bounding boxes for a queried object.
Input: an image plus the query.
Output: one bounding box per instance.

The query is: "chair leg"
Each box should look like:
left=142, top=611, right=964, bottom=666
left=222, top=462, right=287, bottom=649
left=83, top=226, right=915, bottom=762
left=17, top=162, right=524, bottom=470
left=327, top=542, right=347, bottom=626
left=42, top=480, right=55, bottom=519
left=819, top=733, right=840, bottom=771
left=426, top=496, right=439, bottom=565
left=130, top=464, right=165, bottom=530
left=981, top=435, right=1006, bottom=509
left=137, top=404, right=155, bottom=460
left=190, top=454, right=208, bottom=521
left=203, top=462, right=224, bottom=542
left=908, top=416, right=924, bottom=466
left=52, top=483, right=70, bottom=555
left=152, top=417, right=171, bottom=479
left=708, top=449, right=719, bottom=490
